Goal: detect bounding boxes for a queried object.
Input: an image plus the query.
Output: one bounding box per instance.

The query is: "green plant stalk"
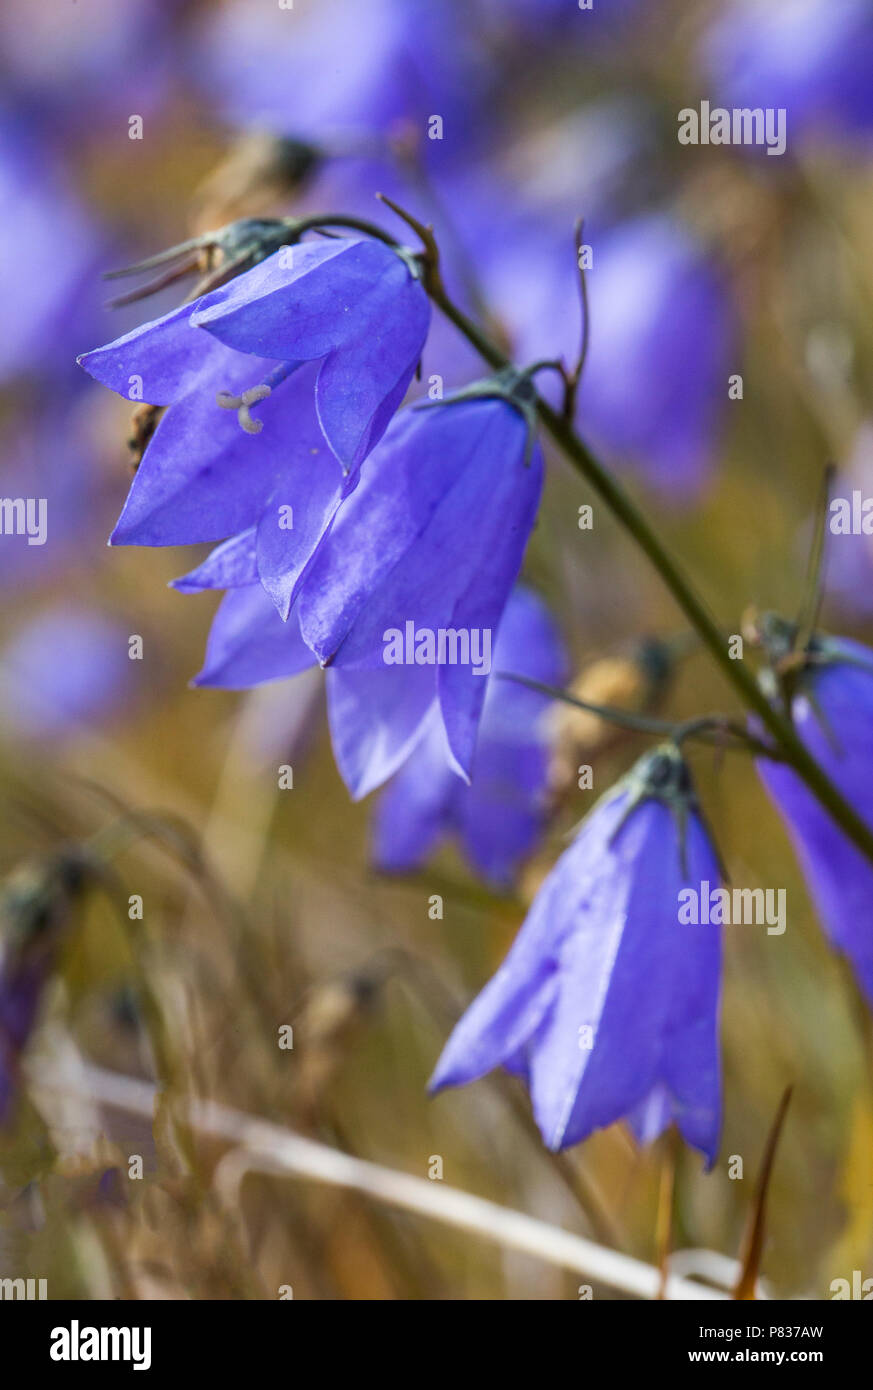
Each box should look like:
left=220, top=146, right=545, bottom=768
left=424, top=271, right=873, bottom=868
left=252, top=208, right=873, bottom=869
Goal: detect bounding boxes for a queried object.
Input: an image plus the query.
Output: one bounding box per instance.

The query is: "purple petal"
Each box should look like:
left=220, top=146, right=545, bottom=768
left=325, top=664, right=437, bottom=800
left=79, top=300, right=230, bottom=406
left=173, top=530, right=259, bottom=593
left=193, top=585, right=317, bottom=689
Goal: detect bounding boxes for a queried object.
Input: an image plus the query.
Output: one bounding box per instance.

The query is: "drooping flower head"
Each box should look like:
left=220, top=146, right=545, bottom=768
left=78, top=228, right=430, bottom=615
left=180, top=370, right=545, bottom=799
left=754, top=614, right=873, bottom=1004
left=373, top=585, right=567, bottom=887
left=430, top=745, right=723, bottom=1164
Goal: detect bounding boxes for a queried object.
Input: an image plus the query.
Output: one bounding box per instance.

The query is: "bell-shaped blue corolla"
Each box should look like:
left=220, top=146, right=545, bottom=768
left=187, top=237, right=430, bottom=472
left=373, top=585, right=567, bottom=887
left=702, top=0, right=873, bottom=144
left=756, top=624, right=873, bottom=1005
left=430, top=745, right=723, bottom=1164
left=80, top=236, right=430, bottom=476
left=78, top=236, right=430, bottom=612
left=295, top=392, right=544, bottom=795
left=179, top=387, right=544, bottom=800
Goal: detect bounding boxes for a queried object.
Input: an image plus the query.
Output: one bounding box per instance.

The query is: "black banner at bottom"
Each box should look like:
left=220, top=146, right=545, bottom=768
left=2, top=1296, right=866, bottom=1375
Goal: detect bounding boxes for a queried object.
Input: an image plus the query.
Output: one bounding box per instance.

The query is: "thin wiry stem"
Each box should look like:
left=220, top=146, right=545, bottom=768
left=369, top=197, right=873, bottom=868
left=563, top=217, right=591, bottom=420
left=497, top=672, right=782, bottom=759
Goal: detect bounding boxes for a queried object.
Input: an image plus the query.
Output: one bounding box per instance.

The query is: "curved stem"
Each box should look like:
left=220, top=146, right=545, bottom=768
left=284, top=213, right=404, bottom=249
left=269, top=203, right=873, bottom=866
left=499, top=673, right=781, bottom=759
left=421, top=253, right=873, bottom=865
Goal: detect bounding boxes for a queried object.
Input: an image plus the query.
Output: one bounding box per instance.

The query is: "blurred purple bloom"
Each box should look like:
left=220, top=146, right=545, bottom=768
left=0, top=948, right=46, bottom=1123
left=703, top=0, right=873, bottom=143
left=430, top=746, right=723, bottom=1162
left=577, top=215, right=732, bottom=496
left=0, top=607, right=134, bottom=740
left=373, top=586, right=567, bottom=887
left=194, top=0, right=486, bottom=157
left=757, top=629, right=873, bottom=1004
left=0, top=113, right=104, bottom=383
left=822, top=424, right=873, bottom=618
left=0, top=0, right=177, bottom=134
left=469, top=211, right=731, bottom=496
left=476, top=0, right=642, bottom=38
left=0, top=391, right=112, bottom=590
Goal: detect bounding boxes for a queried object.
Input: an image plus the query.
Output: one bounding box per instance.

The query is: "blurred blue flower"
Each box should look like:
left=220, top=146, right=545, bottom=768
left=430, top=745, right=723, bottom=1162
left=577, top=214, right=732, bottom=497
left=822, top=424, right=873, bottom=619
left=0, top=111, right=104, bottom=384
left=0, top=947, right=46, bottom=1123
left=463, top=208, right=732, bottom=497
left=757, top=626, right=873, bottom=1004
left=0, top=0, right=178, bottom=135
left=476, top=0, right=642, bottom=39
left=194, top=0, right=487, bottom=159
left=0, top=607, right=134, bottom=740
left=0, top=390, right=113, bottom=591
left=373, top=585, right=567, bottom=887
left=703, top=0, right=873, bottom=144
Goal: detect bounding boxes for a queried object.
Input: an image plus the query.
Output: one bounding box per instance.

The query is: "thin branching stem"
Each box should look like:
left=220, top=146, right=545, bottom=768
left=365, top=203, right=873, bottom=867
left=498, top=672, right=782, bottom=760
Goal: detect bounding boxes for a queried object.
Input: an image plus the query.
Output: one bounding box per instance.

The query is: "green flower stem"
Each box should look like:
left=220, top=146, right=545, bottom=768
left=424, top=261, right=873, bottom=868
left=284, top=207, right=873, bottom=868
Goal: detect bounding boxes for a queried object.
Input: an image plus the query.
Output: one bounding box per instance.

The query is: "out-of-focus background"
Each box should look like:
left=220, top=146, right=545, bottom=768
left=2, top=0, right=873, bottom=1300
